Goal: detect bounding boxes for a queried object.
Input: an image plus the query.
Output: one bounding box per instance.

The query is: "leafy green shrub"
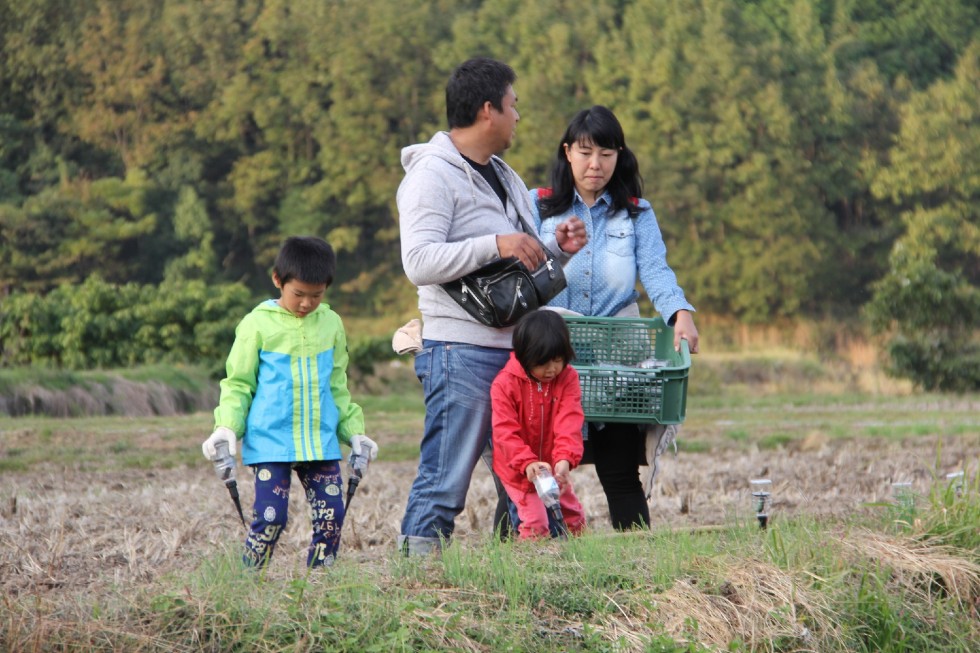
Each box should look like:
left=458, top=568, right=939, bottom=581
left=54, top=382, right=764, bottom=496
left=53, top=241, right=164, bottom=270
left=0, top=277, right=254, bottom=370
left=348, top=334, right=397, bottom=377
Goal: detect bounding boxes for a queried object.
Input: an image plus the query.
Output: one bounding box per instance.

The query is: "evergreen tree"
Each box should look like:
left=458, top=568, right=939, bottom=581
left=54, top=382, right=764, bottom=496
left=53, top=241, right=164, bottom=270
left=866, top=42, right=980, bottom=390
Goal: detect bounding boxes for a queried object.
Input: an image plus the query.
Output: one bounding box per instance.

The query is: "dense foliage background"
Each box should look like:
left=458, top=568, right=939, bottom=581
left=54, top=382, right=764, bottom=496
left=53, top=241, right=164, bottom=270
left=1, top=0, right=978, bottom=388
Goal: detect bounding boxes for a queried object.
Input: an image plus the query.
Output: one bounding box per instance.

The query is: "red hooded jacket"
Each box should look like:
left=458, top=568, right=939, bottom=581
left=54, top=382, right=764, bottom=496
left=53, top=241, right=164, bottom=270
left=491, top=352, right=585, bottom=493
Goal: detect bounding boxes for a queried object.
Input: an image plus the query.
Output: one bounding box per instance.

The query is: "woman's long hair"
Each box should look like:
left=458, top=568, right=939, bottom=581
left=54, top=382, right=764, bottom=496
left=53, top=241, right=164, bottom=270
left=538, top=105, right=643, bottom=219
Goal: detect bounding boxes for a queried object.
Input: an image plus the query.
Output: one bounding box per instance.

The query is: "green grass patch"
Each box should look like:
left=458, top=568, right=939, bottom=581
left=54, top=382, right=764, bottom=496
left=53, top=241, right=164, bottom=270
left=677, top=439, right=712, bottom=453
left=0, top=458, right=29, bottom=472
left=0, top=414, right=212, bottom=473
left=862, top=423, right=942, bottom=438
left=758, top=433, right=795, bottom=450
left=725, top=428, right=750, bottom=442
left=75, top=499, right=978, bottom=653
left=116, top=364, right=215, bottom=391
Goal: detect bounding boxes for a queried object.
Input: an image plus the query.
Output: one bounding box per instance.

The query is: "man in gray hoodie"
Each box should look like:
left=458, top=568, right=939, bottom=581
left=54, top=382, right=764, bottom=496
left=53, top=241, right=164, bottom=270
left=396, top=57, right=587, bottom=555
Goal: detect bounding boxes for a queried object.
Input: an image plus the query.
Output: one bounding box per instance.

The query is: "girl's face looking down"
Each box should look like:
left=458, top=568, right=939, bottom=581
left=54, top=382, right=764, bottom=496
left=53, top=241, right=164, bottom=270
left=564, top=139, right=619, bottom=204
left=528, top=356, right=565, bottom=383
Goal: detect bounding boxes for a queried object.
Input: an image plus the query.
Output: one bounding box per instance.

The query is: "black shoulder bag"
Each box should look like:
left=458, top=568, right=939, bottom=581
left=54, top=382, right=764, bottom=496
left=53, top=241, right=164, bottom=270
left=441, top=212, right=567, bottom=328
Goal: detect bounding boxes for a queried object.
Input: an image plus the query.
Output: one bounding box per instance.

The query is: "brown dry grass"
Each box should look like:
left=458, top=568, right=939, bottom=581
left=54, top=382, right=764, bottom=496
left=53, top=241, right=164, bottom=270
left=654, top=557, right=840, bottom=650
left=1, top=429, right=976, bottom=603
left=840, top=530, right=980, bottom=605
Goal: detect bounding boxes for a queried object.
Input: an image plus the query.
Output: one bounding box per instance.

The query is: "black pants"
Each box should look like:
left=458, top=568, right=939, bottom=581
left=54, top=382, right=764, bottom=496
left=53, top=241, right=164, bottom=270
left=589, top=422, right=650, bottom=530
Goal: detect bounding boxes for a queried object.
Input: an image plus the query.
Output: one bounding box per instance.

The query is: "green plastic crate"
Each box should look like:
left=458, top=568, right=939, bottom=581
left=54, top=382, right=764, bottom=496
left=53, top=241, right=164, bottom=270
left=563, top=316, right=690, bottom=424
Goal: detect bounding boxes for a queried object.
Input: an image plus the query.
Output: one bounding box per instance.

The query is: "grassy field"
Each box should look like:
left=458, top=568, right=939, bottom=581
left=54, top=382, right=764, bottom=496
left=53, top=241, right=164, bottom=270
left=1, top=356, right=979, bottom=651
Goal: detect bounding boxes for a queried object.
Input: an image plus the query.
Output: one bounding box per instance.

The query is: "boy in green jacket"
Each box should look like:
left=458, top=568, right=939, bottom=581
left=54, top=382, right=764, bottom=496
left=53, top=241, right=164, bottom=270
left=202, top=236, right=378, bottom=568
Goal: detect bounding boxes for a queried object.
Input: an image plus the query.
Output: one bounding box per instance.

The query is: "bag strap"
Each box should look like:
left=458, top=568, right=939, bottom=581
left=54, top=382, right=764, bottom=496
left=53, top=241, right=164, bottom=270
left=491, top=159, right=553, bottom=255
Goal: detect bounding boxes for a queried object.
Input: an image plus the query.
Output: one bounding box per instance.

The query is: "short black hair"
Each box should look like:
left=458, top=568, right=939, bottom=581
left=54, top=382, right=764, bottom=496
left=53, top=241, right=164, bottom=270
left=273, top=236, right=336, bottom=286
left=446, top=57, right=516, bottom=129
left=512, top=310, right=576, bottom=372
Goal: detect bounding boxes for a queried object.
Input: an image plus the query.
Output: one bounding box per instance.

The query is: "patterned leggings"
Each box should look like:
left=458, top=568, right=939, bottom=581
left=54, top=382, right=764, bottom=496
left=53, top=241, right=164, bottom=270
left=243, top=460, right=345, bottom=568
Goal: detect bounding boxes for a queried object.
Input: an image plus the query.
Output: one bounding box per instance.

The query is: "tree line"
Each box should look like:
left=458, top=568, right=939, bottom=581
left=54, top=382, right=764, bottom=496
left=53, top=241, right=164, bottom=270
left=0, top=0, right=978, bottom=389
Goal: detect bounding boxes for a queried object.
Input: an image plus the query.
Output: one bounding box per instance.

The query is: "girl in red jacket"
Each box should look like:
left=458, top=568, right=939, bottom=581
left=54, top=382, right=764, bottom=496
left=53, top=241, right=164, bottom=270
left=491, top=310, right=587, bottom=540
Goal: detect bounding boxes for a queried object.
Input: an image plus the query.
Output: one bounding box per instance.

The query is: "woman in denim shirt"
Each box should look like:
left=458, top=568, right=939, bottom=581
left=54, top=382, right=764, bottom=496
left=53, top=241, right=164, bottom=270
left=530, top=105, right=700, bottom=530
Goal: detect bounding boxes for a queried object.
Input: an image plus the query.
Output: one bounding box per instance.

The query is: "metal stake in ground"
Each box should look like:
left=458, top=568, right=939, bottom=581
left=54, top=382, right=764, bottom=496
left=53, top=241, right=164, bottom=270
left=211, top=439, right=247, bottom=527
left=345, top=450, right=370, bottom=510
left=750, top=478, right=772, bottom=529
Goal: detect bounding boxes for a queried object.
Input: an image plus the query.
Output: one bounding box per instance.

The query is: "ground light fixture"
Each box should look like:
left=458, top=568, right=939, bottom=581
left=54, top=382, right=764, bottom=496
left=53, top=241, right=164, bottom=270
left=749, top=478, right=772, bottom=529
left=945, top=471, right=965, bottom=497
left=891, top=481, right=915, bottom=511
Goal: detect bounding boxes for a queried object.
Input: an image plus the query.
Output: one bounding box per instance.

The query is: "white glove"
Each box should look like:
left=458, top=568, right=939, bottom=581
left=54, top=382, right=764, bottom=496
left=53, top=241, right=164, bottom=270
left=350, top=434, right=379, bottom=461
left=202, top=426, right=237, bottom=460
left=392, top=318, right=422, bottom=355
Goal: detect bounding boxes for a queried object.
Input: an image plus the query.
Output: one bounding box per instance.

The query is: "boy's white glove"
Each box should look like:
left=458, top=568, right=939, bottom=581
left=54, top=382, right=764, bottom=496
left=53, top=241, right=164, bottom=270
left=202, top=426, right=237, bottom=460
left=350, top=435, right=379, bottom=461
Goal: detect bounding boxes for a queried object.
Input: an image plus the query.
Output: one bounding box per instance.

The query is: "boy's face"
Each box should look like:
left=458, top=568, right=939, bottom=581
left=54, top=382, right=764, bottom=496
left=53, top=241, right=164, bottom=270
left=273, top=274, right=327, bottom=318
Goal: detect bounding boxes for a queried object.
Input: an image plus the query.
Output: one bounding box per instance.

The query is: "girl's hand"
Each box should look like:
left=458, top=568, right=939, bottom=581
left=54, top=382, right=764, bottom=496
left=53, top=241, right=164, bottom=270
left=553, top=460, right=571, bottom=488
left=525, top=461, right=552, bottom=483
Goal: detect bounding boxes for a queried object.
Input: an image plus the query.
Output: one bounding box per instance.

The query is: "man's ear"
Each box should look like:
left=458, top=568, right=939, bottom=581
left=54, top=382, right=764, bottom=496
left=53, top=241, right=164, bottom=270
left=272, top=272, right=282, bottom=289
left=480, top=100, right=495, bottom=122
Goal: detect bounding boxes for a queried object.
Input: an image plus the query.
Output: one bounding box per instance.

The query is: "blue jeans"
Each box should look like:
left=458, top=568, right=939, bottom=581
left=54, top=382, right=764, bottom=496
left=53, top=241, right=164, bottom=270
left=399, top=340, right=510, bottom=554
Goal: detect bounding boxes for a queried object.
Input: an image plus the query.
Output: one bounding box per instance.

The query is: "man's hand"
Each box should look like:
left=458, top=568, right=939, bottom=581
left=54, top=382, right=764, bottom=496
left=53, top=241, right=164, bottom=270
left=202, top=426, right=237, bottom=460
left=497, top=233, right=546, bottom=269
left=553, top=459, right=571, bottom=488
left=672, top=310, right=699, bottom=354
left=555, top=216, right=588, bottom=254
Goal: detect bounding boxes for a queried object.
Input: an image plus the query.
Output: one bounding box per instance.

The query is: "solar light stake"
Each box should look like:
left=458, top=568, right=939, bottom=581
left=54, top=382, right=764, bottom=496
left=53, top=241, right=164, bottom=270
left=750, top=478, right=772, bottom=529
left=891, top=481, right=914, bottom=511
left=211, top=439, right=247, bottom=527
left=345, top=450, right=370, bottom=510
left=945, top=471, right=965, bottom=498
left=533, top=468, right=569, bottom=539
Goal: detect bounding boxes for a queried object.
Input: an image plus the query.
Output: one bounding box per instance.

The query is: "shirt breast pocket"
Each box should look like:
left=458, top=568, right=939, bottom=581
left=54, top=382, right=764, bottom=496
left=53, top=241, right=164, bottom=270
left=539, top=219, right=559, bottom=241
left=605, top=225, right=635, bottom=258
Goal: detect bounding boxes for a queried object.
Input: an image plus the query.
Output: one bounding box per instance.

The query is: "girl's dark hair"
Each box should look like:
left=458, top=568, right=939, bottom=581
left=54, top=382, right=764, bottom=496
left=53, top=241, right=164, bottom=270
left=538, top=105, right=643, bottom=219
left=273, top=236, right=336, bottom=286
left=512, top=310, right=576, bottom=372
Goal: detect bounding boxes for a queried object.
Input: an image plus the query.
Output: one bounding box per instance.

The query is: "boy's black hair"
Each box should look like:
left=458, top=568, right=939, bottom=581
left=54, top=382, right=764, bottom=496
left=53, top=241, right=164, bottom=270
left=446, top=57, right=516, bottom=129
left=539, top=105, right=643, bottom=219
left=512, top=310, right=576, bottom=373
left=273, top=236, right=335, bottom=287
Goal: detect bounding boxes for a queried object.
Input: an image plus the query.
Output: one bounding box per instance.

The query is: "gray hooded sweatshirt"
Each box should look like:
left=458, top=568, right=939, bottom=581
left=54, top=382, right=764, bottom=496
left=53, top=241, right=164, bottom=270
left=397, top=131, right=568, bottom=349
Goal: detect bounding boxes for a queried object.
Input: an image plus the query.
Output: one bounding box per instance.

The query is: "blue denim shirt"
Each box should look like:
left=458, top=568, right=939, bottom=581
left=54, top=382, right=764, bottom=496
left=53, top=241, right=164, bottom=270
left=530, top=188, right=695, bottom=322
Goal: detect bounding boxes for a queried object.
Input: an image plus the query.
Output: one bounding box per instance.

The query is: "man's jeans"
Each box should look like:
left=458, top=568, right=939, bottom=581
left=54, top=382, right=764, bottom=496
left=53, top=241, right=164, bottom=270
left=399, top=340, right=510, bottom=555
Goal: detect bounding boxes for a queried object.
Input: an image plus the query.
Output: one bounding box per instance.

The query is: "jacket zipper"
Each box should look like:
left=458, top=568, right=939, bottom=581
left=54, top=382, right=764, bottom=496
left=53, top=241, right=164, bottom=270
left=536, top=380, right=545, bottom=460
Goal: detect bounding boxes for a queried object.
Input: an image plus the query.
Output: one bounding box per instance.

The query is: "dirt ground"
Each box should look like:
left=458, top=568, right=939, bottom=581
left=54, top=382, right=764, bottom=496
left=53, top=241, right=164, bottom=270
left=1, top=431, right=976, bottom=600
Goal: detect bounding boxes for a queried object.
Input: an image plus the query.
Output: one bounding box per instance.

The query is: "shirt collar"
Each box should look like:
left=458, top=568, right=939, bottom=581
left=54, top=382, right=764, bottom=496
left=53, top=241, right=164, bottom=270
left=572, top=187, right=613, bottom=208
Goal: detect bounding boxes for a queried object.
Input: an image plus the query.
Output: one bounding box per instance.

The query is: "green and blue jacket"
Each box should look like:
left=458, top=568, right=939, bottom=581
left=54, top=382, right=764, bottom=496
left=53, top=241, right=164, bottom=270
left=214, top=300, right=364, bottom=466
